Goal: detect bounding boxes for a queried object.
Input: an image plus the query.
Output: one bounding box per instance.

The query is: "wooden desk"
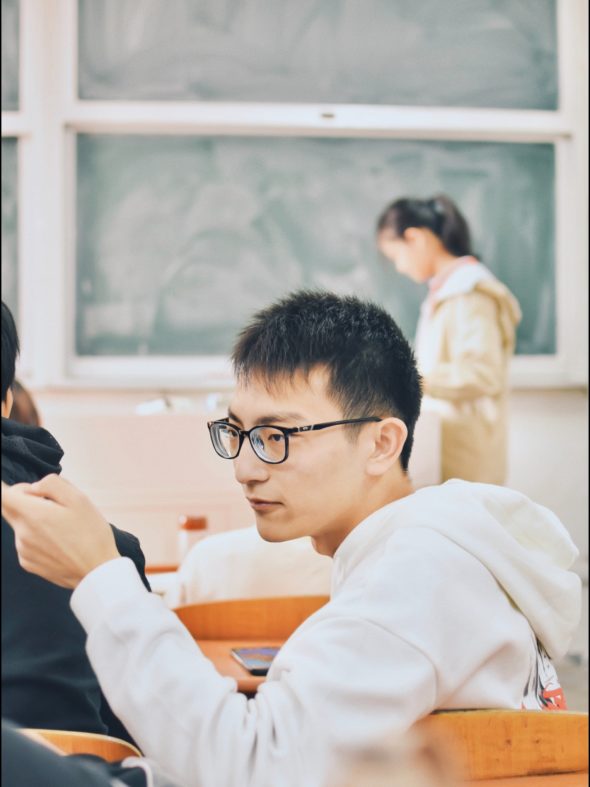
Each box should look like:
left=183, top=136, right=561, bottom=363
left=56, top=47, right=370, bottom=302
left=468, top=775, right=588, bottom=786
left=198, top=639, right=282, bottom=694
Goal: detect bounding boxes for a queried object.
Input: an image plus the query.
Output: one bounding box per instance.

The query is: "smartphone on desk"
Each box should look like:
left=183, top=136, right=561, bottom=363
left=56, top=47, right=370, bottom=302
left=230, top=646, right=280, bottom=676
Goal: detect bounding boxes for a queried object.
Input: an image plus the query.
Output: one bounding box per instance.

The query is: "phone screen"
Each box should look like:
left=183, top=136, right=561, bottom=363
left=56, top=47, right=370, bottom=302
left=230, top=646, right=280, bottom=676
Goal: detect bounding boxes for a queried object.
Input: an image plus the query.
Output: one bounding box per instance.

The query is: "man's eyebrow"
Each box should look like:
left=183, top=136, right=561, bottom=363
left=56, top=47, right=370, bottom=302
left=227, top=409, right=305, bottom=427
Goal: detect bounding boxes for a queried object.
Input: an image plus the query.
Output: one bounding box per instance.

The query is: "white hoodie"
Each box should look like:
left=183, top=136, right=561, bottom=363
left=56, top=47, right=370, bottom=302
left=71, top=480, right=580, bottom=787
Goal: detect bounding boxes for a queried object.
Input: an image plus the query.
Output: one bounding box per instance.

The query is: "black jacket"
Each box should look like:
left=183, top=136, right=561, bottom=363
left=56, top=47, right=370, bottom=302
left=1, top=417, right=151, bottom=737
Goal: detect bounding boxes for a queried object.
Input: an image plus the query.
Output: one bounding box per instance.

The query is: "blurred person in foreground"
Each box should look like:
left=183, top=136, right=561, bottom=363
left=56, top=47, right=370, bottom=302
left=326, top=726, right=459, bottom=787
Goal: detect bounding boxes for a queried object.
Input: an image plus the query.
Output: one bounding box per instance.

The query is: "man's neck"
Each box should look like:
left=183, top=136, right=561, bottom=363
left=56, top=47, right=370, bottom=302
left=313, top=474, right=415, bottom=557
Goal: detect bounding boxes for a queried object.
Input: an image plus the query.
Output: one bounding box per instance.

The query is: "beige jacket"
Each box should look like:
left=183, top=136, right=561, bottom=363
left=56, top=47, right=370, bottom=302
left=415, top=261, right=521, bottom=484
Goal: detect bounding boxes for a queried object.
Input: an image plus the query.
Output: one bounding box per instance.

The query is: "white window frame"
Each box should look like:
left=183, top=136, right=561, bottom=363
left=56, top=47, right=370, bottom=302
left=3, top=0, right=587, bottom=391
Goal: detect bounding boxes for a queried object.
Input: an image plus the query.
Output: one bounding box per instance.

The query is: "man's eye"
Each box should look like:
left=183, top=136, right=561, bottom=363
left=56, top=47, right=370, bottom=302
left=221, top=425, right=240, bottom=439
left=269, top=433, right=285, bottom=442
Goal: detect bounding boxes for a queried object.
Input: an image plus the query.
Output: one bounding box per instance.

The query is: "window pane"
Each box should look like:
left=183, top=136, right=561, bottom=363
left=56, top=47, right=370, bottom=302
left=1, top=138, right=18, bottom=321
left=78, top=0, right=557, bottom=109
left=75, top=135, right=554, bottom=357
left=1, top=0, right=19, bottom=110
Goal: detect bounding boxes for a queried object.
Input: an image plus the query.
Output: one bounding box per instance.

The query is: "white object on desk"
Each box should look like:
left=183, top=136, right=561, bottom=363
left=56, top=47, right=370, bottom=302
left=149, top=572, right=178, bottom=597
left=177, top=515, right=208, bottom=562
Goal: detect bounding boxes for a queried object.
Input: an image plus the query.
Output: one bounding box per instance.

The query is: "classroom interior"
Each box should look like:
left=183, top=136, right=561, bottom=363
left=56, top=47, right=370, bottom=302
left=1, top=0, right=588, bottom=777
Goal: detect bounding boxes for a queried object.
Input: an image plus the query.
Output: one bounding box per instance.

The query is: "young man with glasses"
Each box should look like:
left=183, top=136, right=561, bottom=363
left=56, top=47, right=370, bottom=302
left=2, top=291, right=581, bottom=787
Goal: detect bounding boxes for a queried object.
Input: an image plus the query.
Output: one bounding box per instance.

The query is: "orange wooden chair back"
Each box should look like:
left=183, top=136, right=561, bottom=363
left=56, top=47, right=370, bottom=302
left=174, top=595, right=329, bottom=640
left=24, top=729, right=141, bottom=761
left=416, top=709, right=588, bottom=781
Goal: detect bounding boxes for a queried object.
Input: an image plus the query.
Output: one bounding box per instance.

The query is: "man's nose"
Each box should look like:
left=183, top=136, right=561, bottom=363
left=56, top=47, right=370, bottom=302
left=233, top=438, right=270, bottom=485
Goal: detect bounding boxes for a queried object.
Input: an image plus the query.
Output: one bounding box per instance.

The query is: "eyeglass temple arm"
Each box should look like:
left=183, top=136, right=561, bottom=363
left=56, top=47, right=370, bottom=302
left=292, top=417, right=381, bottom=434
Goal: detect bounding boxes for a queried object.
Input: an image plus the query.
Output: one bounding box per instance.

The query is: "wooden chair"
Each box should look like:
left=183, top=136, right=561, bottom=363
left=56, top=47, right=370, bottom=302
left=174, top=595, right=329, bottom=640
left=22, top=729, right=142, bottom=761
left=416, top=709, right=588, bottom=782
left=145, top=563, right=179, bottom=574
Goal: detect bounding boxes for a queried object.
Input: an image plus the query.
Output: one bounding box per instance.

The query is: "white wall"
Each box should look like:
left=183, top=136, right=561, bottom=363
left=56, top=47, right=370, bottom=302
left=506, top=389, right=588, bottom=661
left=506, top=390, right=588, bottom=567
left=35, top=391, right=252, bottom=565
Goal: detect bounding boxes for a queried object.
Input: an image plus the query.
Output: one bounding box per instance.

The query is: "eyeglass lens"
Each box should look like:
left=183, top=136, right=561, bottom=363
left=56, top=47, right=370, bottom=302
left=211, top=423, right=287, bottom=463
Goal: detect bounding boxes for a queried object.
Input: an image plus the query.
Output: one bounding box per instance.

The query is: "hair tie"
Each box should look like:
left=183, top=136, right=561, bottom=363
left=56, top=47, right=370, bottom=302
left=428, top=198, right=444, bottom=216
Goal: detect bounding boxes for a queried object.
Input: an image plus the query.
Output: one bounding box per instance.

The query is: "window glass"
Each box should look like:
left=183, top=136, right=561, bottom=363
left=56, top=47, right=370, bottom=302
left=2, top=138, right=18, bottom=321
left=78, top=0, right=558, bottom=109
left=1, top=0, right=19, bottom=110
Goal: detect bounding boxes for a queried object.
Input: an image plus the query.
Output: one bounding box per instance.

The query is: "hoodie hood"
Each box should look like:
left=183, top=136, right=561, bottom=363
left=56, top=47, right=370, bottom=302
left=430, top=261, right=522, bottom=354
left=334, top=479, right=581, bottom=661
left=1, top=417, right=63, bottom=485
left=398, top=480, right=580, bottom=660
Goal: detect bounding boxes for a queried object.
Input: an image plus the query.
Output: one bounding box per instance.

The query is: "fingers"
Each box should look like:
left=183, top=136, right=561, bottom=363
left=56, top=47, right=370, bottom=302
left=2, top=476, right=119, bottom=589
left=2, top=475, right=82, bottom=512
left=1, top=481, right=58, bottom=532
left=29, top=474, right=82, bottom=507
left=1, top=480, right=33, bottom=495
left=1, top=481, right=33, bottom=521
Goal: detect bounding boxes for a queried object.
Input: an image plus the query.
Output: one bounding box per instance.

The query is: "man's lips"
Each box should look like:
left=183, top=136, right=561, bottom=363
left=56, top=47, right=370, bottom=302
left=246, top=497, right=282, bottom=510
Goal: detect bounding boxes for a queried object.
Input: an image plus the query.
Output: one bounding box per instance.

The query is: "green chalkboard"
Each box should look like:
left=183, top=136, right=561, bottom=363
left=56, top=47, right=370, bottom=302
left=1, top=138, right=18, bottom=321
left=75, top=135, right=555, bottom=357
left=1, top=0, right=19, bottom=110
left=78, top=0, right=557, bottom=109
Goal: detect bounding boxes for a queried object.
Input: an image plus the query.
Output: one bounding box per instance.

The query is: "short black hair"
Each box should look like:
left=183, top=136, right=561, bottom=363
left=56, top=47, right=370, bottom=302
left=232, top=290, right=422, bottom=471
left=1, top=301, right=20, bottom=403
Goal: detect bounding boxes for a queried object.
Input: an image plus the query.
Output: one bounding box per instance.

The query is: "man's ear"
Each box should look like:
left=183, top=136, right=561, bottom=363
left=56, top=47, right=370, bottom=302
left=365, top=417, right=408, bottom=476
left=1, top=389, right=13, bottom=418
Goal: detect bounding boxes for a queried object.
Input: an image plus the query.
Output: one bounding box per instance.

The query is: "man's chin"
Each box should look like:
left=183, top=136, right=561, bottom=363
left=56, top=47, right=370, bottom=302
left=254, top=517, right=292, bottom=543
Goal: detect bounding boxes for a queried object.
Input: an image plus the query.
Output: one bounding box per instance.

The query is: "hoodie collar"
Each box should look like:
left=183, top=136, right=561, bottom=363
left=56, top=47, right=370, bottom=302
left=331, top=498, right=404, bottom=594
left=427, top=259, right=498, bottom=306
left=1, top=417, right=63, bottom=483
left=427, top=255, right=478, bottom=297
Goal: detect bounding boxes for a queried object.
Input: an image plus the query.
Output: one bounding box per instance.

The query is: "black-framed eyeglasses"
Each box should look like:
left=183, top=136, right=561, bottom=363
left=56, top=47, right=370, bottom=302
left=207, top=417, right=382, bottom=465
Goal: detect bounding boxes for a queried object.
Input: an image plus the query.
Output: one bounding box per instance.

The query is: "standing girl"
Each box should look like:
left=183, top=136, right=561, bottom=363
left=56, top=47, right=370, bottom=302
left=377, top=195, right=521, bottom=484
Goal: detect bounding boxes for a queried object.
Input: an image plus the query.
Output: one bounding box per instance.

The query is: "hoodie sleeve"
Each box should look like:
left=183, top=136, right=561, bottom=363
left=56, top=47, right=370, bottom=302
left=70, top=524, right=538, bottom=787
left=71, top=558, right=438, bottom=787
left=422, top=291, right=506, bottom=400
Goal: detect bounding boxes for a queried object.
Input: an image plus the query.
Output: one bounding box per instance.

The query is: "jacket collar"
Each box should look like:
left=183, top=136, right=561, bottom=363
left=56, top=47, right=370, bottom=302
left=427, top=259, right=496, bottom=307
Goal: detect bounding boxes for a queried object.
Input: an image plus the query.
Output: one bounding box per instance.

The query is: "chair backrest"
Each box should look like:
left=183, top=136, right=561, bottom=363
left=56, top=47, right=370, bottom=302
left=416, top=709, right=589, bottom=781
left=24, top=729, right=141, bottom=762
left=174, top=595, right=329, bottom=639
left=145, top=563, right=179, bottom=574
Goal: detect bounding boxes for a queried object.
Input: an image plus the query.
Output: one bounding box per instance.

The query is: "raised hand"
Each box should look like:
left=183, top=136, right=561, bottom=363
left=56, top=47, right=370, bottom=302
left=1, top=475, right=120, bottom=589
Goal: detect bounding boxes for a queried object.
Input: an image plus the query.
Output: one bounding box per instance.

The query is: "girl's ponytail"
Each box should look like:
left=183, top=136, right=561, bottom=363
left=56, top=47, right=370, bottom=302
left=429, top=194, right=472, bottom=257
left=377, top=194, right=472, bottom=257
